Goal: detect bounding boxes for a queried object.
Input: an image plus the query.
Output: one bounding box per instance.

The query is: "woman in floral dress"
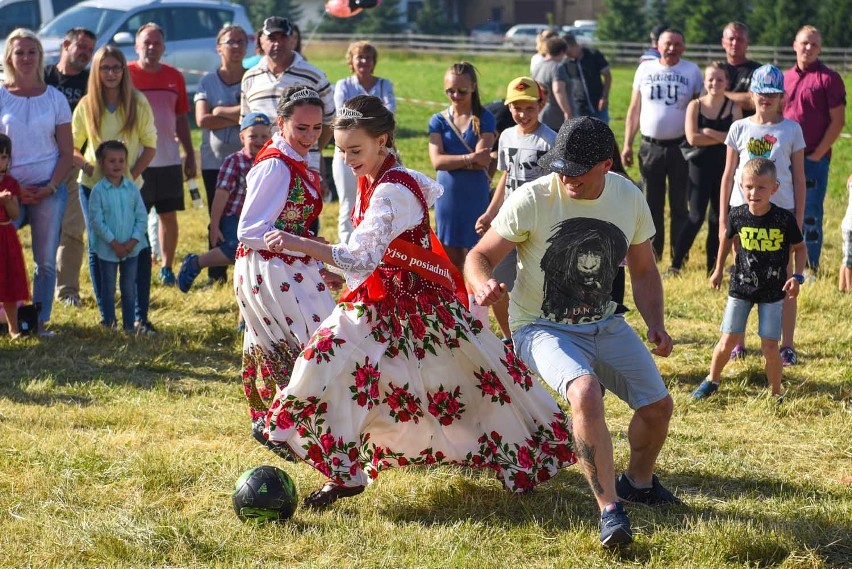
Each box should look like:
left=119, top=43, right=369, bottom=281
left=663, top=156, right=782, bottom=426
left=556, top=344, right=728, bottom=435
left=262, top=95, right=576, bottom=508
left=235, top=85, right=338, bottom=441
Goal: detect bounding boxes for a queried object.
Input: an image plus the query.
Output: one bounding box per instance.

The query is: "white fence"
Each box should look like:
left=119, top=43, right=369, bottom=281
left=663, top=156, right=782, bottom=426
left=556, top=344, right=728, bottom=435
left=307, top=33, right=852, bottom=71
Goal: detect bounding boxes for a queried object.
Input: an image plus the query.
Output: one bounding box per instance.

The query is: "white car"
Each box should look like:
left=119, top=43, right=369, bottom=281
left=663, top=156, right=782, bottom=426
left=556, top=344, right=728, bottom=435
left=1, top=0, right=253, bottom=96
left=0, top=0, right=83, bottom=38
left=503, top=24, right=554, bottom=47
left=470, top=21, right=509, bottom=44
left=561, top=23, right=597, bottom=45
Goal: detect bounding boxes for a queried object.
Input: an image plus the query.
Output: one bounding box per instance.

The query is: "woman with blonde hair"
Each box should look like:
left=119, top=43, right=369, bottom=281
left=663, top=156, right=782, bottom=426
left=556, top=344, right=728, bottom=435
left=428, top=62, right=495, bottom=273
left=0, top=28, right=73, bottom=336
left=530, top=28, right=558, bottom=74
left=332, top=40, right=395, bottom=244
left=72, top=44, right=157, bottom=331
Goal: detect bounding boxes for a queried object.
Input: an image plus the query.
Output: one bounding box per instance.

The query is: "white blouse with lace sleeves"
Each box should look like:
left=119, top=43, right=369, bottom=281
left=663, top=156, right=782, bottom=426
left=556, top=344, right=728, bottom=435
left=406, top=168, right=444, bottom=207
left=331, top=174, right=441, bottom=290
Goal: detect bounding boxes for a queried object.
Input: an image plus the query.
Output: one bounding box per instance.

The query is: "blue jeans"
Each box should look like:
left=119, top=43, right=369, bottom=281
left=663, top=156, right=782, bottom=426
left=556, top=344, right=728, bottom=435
left=595, top=107, right=610, bottom=124
left=135, top=245, right=152, bottom=324
left=81, top=185, right=151, bottom=324
left=720, top=296, right=784, bottom=341
left=98, top=256, right=138, bottom=330
left=79, top=185, right=103, bottom=318
left=13, top=181, right=67, bottom=323
left=803, top=155, right=830, bottom=270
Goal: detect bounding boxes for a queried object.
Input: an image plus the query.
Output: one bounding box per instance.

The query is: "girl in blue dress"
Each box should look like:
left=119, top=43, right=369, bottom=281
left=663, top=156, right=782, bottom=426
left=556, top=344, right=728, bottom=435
left=428, top=62, right=496, bottom=273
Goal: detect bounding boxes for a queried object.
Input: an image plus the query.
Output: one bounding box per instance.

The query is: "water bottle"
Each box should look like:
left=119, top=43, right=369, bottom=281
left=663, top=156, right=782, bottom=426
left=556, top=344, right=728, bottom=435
left=187, top=178, right=203, bottom=209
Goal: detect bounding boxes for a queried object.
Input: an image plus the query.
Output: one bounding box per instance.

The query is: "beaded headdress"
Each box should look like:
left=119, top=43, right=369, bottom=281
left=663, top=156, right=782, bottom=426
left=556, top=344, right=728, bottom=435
left=336, top=107, right=366, bottom=120
left=288, top=88, right=320, bottom=102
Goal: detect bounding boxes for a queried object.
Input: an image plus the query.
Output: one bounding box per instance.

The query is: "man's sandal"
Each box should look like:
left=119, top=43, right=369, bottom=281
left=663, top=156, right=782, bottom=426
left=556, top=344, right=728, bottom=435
left=303, top=483, right=365, bottom=509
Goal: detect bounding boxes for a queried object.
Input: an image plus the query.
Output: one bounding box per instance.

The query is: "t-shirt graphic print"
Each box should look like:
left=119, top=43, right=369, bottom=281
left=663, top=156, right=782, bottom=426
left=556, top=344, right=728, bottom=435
left=540, top=217, right=627, bottom=325
left=727, top=203, right=803, bottom=303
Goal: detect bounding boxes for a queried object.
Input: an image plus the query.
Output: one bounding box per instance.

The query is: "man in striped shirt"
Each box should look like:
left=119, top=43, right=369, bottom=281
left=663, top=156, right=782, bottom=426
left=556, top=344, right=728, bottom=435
left=240, top=16, right=335, bottom=172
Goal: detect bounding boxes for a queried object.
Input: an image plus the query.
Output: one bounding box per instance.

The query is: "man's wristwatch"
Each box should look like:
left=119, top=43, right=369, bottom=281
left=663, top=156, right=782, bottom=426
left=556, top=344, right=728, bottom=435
left=793, top=273, right=805, bottom=285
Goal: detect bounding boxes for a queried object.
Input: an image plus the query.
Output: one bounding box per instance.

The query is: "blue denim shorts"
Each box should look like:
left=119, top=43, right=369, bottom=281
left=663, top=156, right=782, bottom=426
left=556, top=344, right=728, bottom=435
left=218, top=214, right=239, bottom=261
left=720, top=296, right=784, bottom=341
left=513, top=316, right=669, bottom=410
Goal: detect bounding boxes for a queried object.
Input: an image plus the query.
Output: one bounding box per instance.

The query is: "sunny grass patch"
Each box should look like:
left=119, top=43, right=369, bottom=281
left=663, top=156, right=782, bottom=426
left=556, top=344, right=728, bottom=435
left=2, top=55, right=851, bottom=567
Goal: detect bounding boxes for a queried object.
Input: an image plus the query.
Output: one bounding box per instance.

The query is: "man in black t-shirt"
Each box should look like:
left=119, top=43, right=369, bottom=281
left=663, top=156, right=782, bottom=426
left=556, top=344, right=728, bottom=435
left=46, top=27, right=95, bottom=308
left=562, top=33, right=612, bottom=123
left=720, top=22, right=761, bottom=116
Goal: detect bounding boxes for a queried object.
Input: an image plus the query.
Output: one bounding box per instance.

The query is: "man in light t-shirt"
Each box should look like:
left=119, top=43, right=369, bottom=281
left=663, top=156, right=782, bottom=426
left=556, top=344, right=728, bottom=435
left=466, top=117, right=679, bottom=548
left=622, top=28, right=702, bottom=261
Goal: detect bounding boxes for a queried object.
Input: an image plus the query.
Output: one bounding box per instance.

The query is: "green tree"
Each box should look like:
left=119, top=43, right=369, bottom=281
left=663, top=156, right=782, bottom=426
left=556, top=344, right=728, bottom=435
left=597, top=0, right=646, bottom=42
left=355, top=0, right=404, bottom=35
left=236, top=0, right=303, bottom=31
left=645, top=0, right=667, bottom=30
left=748, top=0, right=816, bottom=46
left=816, top=0, right=852, bottom=47
left=664, top=0, right=749, bottom=45
left=415, top=0, right=451, bottom=35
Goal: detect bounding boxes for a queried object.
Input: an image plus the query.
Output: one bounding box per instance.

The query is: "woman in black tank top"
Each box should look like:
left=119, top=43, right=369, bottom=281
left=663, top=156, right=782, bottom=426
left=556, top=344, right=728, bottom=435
left=670, top=62, right=743, bottom=274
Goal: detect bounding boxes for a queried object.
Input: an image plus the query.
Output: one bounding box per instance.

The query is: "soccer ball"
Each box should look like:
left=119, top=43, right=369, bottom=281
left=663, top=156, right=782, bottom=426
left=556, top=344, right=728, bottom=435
left=232, top=465, right=297, bottom=522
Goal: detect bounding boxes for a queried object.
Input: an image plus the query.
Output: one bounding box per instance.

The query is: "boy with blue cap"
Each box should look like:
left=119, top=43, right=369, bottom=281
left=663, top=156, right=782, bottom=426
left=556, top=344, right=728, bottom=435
left=178, top=112, right=271, bottom=292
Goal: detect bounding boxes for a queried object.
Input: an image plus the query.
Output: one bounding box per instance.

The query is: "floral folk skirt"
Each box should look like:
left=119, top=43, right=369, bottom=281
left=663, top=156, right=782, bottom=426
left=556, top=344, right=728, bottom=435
left=235, top=251, right=336, bottom=421
left=265, top=294, right=577, bottom=492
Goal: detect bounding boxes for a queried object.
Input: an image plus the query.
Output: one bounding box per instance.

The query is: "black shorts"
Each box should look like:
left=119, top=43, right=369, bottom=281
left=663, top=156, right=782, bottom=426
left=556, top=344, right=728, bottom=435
left=141, top=165, right=184, bottom=213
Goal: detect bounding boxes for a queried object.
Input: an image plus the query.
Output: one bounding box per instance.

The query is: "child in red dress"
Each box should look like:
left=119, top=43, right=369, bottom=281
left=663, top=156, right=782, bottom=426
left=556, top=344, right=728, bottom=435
left=0, top=134, right=30, bottom=338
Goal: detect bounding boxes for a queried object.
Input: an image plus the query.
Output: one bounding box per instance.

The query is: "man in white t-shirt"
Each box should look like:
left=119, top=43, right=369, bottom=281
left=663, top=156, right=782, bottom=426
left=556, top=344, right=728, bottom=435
left=466, top=117, right=680, bottom=548
left=622, top=29, right=703, bottom=260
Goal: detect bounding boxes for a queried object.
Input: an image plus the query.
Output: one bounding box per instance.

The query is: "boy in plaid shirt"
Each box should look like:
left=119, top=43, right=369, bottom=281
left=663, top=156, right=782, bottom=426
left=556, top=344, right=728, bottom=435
left=178, top=113, right=271, bottom=292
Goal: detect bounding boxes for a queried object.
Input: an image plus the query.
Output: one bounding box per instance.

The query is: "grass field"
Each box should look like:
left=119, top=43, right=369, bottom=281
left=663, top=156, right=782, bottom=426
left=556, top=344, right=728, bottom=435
left=1, top=48, right=851, bottom=568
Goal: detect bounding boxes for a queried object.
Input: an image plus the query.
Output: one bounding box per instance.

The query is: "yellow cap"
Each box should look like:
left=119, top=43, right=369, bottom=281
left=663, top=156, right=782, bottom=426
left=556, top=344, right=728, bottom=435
left=505, top=76, right=542, bottom=105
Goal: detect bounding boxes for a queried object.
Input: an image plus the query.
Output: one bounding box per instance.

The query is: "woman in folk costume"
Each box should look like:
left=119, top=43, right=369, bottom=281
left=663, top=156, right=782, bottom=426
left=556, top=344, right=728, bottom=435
left=261, top=95, right=577, bottom=509
left=235, top=85, right=340, bottom=446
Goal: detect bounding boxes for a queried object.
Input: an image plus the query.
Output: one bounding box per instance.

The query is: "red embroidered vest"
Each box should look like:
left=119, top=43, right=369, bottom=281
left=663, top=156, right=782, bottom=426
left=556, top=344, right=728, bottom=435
left=346, top=156, right=465, bottom=310
left=235, top=140, right=323, bottom=263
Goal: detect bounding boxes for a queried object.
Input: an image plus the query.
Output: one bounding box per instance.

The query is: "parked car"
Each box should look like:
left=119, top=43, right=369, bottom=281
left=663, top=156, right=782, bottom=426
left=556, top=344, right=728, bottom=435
left=0, top=0, right=81, bottom=38
left=561, top=22, right=597, bottom=45
left=470, top=20, right=509, bottom=44
left=0, top=0, right=253, bottom=96
left=503, top=23, right=553, bottom=47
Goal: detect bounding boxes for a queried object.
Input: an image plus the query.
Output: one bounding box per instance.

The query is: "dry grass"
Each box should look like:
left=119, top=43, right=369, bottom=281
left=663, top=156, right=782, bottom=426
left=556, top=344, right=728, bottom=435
left=0, top=52, right=850, bottom=567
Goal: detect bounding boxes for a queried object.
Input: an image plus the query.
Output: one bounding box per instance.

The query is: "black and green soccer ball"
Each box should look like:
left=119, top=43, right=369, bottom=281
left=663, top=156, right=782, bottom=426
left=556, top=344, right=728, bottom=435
left=232, top=465, right=297, bottom=522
